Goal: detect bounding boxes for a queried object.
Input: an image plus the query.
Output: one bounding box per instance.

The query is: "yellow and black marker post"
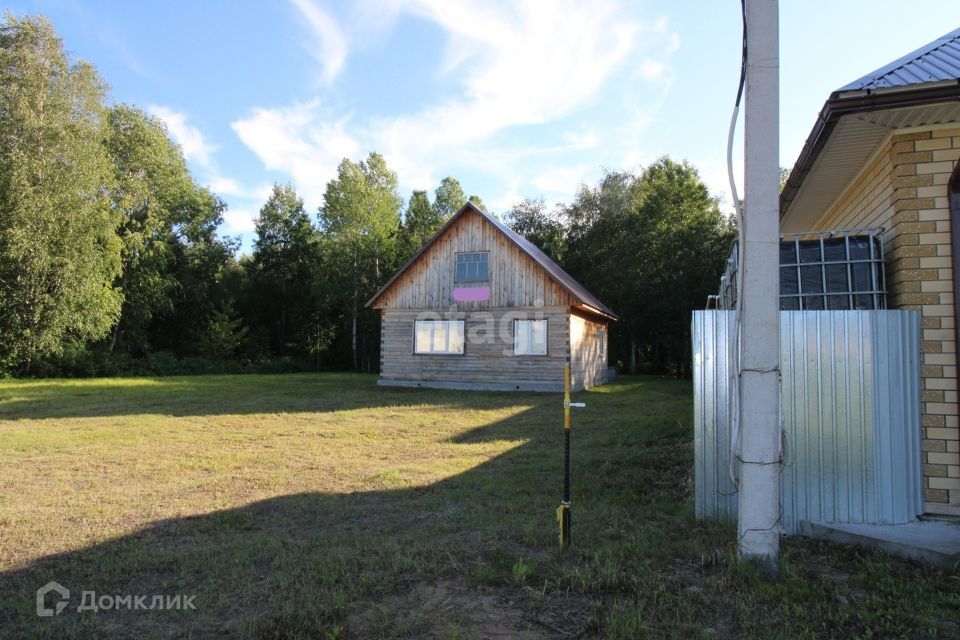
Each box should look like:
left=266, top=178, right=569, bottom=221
left=558, top=364, right=584, bottom=548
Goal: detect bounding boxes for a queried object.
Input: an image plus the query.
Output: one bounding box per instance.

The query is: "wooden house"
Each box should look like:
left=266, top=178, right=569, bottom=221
left=367, top=202, right=617, bottom=391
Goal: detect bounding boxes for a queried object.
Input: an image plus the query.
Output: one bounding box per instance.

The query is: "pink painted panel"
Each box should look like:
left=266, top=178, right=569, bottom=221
left=452, top=286, right=490, bottom=302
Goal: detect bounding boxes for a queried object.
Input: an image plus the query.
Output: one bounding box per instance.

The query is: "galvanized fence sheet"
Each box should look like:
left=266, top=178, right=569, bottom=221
left=693, top=310, right=922, bottom=534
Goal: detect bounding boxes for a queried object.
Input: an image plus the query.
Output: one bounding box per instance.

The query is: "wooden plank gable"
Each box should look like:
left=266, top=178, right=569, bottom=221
left=373, top=208, right=574, bottom=310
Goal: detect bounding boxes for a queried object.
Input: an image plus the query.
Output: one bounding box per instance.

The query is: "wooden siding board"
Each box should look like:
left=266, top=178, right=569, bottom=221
left=570, top=312, right=609, bottom=389
left=380, top=308, right=573, bottom=391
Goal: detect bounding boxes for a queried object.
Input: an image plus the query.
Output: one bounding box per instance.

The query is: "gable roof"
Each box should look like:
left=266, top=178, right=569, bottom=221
left=781, top=28, right=960, bottom=228
left=838, top=27, right=960, bottom=91
left=366, top=202, right=617, bottom=320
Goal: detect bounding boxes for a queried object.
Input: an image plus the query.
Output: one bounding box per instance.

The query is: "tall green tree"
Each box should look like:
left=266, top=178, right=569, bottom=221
left=153, top=188, right=242, bottom=360
left=564, top=171, right=642, bottom=369
left=246, top=183, right=317, bottom=356
left=397, top=190, right=443, bottom=261
left=779, top=166, right=791, bottom=193
left=433, top=176, right=467, bottom=219
left=0, top=14, right=121, bottom=373
left=318, top=153, right=402, bottom=370
left=564, top=158, right=733, bottom=375
left=103, top=104, right=195, bottom=355
left=467, top=194, right=487, bottom=212
left=506, top=198, right=566, bottom=263
left=634, top=158, right=734, bottom=374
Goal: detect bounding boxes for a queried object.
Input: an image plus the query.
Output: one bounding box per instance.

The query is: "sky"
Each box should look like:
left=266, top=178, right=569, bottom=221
left=9, top=0, right=960, bottom=250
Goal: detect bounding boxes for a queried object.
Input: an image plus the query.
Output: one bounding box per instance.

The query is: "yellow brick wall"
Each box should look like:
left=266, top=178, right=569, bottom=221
left=812, top=127, right=960, bottom=515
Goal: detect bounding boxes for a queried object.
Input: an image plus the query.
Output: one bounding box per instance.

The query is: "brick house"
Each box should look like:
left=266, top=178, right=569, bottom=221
left=780, top=28, right=960, bottom=515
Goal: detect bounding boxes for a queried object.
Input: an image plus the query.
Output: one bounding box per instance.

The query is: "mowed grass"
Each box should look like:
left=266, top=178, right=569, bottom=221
left=0, top=374, right=956, bottom=639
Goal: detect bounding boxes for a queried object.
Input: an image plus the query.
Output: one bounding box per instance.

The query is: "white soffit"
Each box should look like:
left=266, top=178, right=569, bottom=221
left=783, top=102, right=960, bottom=233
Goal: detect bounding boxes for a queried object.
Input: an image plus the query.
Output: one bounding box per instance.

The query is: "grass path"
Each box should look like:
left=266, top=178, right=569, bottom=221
left=0, top=373, right=956, bottom=638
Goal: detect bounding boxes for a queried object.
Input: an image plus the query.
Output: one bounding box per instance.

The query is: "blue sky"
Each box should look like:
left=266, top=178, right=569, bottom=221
left=9, top=1, right=960, bottom=249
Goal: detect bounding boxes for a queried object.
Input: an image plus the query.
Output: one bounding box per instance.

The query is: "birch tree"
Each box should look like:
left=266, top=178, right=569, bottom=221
left=0, top=14, right=121, bottom=372
left=318, top=153, right=401, bottom=370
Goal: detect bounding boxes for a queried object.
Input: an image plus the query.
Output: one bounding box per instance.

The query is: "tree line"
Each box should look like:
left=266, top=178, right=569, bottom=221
left=0, top=14, right=733, bottom=378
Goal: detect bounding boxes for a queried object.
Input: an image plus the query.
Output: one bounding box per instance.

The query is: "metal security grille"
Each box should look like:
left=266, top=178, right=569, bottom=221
left=779, top=230, right=885, bottom=311
left=712, top=228, right=886, bottom=311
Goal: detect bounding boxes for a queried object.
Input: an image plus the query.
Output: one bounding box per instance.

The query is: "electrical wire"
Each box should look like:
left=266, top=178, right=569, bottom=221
left=726, top=0, right=747, bottom=490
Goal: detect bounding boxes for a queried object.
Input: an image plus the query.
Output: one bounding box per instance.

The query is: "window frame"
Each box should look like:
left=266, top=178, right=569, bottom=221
left=513, top=319, right=548, bottom=356
left=454, top=251, right=490, bottom=284
left=413, top=320, right=465, bottom=355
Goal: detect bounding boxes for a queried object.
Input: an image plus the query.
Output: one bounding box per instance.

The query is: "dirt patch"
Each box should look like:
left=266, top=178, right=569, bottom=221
left=347, top=579, right=565, bottom=639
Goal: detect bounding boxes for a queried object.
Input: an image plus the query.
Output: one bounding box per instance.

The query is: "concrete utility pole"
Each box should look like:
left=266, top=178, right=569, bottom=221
left=738, top=0, right=781, bottom=576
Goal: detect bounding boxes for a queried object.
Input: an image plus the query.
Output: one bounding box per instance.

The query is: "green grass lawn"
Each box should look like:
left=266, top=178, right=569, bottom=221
left=0, top=373, right=956, bottom=638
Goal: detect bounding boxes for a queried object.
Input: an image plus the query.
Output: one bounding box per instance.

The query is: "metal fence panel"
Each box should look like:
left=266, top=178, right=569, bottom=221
left=692, top=311, right=738, bottom=523
left=693, top=310, right=922, bottom=534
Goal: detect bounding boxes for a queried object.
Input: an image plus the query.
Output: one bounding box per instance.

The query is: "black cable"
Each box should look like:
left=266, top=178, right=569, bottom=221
left=735, top=0, right=747, bottom=108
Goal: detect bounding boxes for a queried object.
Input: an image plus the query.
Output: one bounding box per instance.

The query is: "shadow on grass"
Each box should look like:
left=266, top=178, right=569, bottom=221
left=2, top=374, right=952, bottom=639
left=0, top=373, right=514, bottom=420
left=0, top=378, right=617, bottom=639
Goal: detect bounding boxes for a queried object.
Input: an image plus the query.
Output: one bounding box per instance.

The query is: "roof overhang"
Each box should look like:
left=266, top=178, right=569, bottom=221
left=780, top=80, right=960, bottom=232
left=573, top=303, right=618, bottom=323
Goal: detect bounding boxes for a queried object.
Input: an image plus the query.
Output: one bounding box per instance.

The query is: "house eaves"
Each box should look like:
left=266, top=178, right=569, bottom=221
left=781, top=28, right=960, bottom=231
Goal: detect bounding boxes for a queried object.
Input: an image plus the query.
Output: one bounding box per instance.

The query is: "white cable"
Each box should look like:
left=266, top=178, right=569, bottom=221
left=726, top=0, right=747, bottom=489
left=727, top=101, right=745, bottom=489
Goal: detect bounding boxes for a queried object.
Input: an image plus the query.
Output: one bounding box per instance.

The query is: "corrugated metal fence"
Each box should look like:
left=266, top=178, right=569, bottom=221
left=693, top=310, right=922, bottom=534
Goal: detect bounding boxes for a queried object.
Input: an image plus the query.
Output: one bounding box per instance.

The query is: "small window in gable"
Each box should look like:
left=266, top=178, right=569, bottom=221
left=455, top=252, right=489, bottom=283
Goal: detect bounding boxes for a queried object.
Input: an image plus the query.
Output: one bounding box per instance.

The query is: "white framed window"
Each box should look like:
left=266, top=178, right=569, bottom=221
left=514, top=319, right=547, bottom=355
left=414, top=320, right=465, bottom=355
left=598, top=327, right=606, bottom=357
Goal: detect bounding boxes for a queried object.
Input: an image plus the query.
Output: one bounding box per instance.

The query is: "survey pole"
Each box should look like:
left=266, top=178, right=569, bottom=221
left=737, top=0, right=781, bottom=576
left=557, top=365, right=572, bottom=547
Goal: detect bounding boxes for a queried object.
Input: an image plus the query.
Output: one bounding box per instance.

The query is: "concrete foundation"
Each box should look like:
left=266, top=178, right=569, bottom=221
left=799, top=519, right=960, bottom=570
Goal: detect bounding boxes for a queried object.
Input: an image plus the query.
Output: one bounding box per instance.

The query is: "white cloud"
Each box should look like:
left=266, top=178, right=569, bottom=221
left=530, top=164, right=592, bottom=197
left=234, top=1, right=679, bottom=209
left=222, top=207, right=258, bottom=235
left=290, top=0, right=348, bottom=85
left=369, top=0, right=638, bottom=174
left=561, top=130, right=600, bottom=151
left=145, top=106, right=278, bottom=240
left=232, top=100, right=360, bottom=206
left=487, top=183, right=524, bottom=215
left=147, top=105, right=216, bottom=169
left=639, top=58, right=665, bottom=81
left=207, top=176, right=274, bottom=202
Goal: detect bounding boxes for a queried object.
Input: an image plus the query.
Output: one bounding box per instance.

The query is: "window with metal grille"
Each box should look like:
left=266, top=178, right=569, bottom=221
left=712, top=229, right=887, bottom=311
left=779, top=232, right=886, bottom=311
left=455, top=252, right=489, bottom=283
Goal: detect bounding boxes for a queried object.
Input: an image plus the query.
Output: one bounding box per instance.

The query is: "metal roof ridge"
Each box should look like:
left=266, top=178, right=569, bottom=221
left=837, top=27, right=960, bottom=92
